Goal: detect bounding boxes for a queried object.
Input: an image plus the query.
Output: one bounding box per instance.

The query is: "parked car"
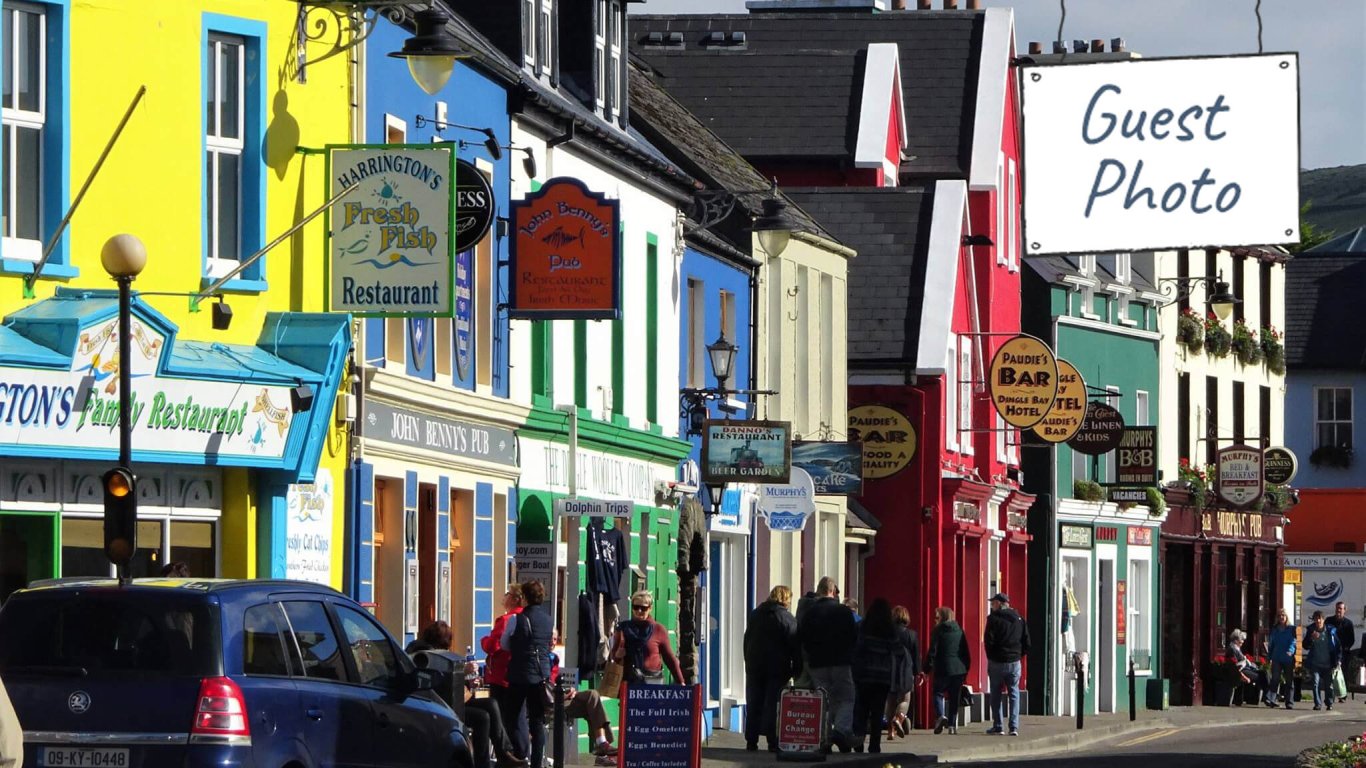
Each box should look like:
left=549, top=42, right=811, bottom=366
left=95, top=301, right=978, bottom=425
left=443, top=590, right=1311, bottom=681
left=0, top=578, right=472, bottom=768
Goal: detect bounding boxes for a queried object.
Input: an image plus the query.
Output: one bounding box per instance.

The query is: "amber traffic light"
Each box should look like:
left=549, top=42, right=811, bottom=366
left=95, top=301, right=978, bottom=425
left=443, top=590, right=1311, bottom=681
left=103, top=467, right=137, bottom=567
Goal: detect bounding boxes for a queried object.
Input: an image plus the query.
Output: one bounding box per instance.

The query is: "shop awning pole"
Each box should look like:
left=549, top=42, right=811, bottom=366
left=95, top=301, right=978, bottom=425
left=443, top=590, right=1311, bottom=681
left=191, top=182, right=358, bottom=309
left=25, top=85, right=146, bottom=297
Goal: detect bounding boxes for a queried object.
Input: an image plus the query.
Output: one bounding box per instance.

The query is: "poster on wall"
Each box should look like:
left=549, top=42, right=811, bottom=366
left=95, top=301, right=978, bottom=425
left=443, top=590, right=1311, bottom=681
left=509, top=177, right=621, bottom=320
left=1021, top=54, right=1301, bottom=255
left=847, top=404, right=917, bottom=480
left=326, top=145, right=455, bottom=317
left=702, top=420, right=792, bottom=484
left=988, top=335, right=1059, bottom=429
left=285, top=468, right=334, bottom=585
left=792, top=441, right=863, bottom=495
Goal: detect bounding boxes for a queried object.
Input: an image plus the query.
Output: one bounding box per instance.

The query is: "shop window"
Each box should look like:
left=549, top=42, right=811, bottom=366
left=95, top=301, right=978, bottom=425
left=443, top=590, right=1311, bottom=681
left=60, top=517, right=106, bottom=577
left=202, top=16, right=264, bottom=288
left=282, top=601, right=348, bottom=681
left=170, top=520, right=215, bottom=579
left=0, top=512, right=53, bottom=603
left=242, top=603, right=291, bottom=676
left=1316, top=387, right=1353, bottom=449
left=1128, top=559, right=1151, bottom=670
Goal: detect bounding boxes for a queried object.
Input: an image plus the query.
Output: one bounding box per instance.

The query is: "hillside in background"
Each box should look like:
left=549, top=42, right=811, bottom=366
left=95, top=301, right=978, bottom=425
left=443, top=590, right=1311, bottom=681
left=1301, top=164, right=1366, bottom=238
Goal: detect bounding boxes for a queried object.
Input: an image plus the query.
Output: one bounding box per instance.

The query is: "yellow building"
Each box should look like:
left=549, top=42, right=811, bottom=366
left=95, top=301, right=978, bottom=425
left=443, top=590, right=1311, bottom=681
left=0, top=0, right=356, bottom=597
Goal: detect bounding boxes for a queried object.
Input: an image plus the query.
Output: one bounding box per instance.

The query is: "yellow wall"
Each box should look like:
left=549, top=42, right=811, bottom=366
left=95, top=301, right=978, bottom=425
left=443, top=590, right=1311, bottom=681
left=0, top=1, right=356, bottom=587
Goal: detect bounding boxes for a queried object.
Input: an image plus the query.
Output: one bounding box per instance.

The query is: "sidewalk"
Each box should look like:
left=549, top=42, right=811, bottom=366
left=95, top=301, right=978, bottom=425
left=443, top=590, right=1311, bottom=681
left=698, top=703, right=1355, bottom=766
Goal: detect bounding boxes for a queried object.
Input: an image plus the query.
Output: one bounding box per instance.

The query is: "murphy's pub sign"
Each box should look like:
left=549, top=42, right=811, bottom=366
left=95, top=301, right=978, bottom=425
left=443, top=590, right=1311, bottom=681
left=509, top=178, right=621, bottom=320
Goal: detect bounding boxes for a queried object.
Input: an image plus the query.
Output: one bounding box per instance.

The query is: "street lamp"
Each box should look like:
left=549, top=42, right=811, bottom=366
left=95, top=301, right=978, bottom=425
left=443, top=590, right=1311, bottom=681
left=707, top=333, right=738, bottom=391
left=101, top=234, right=146, bottom=578
left=293, top=2, right=472, bottom=92
left=689, top=179, right=796, bottom=260
left=387, top=6, right=471, bottom=95
left=1157, top=270, right=1241, bottom=319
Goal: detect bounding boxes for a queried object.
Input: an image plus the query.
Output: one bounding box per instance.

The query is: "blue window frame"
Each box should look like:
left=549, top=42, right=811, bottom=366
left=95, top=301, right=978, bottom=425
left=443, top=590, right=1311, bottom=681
left=201, top=13, right=265, bottom=291
left=0, top=0, right=72, bottom=279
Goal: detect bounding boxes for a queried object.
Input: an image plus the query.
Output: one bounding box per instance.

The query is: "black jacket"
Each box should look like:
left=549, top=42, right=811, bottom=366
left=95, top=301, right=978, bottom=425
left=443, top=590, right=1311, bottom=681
left=1327, top=615, right=1357, bottom=655
left=797, top=596, right=857, bottom=669
left=984, top=607, right=1031, bottom=663
left=897, top=625, right=921, bottom=678
left=744, top=600, right=799, bottom=680
left=507, top=603, right=552, bottom=685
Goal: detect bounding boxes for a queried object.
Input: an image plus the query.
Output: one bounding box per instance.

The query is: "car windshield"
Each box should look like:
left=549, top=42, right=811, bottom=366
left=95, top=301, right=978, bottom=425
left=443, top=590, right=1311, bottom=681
left=0, top=591, right=219, bottom=676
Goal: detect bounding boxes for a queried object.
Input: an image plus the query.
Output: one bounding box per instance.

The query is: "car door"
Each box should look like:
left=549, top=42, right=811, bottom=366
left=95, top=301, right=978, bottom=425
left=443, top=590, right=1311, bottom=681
left=331, top=602, right=452, bottom=767
left=280, top=599, right=375, bottom=768
left=237, top=602, right=306, bottom=768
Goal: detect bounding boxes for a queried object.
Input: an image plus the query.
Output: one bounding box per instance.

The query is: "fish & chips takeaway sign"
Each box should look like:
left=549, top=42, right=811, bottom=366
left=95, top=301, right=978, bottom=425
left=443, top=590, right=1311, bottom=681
left=326, top=145, right=454, bottom=317
left=1021, top=54, right=1300, bottom=254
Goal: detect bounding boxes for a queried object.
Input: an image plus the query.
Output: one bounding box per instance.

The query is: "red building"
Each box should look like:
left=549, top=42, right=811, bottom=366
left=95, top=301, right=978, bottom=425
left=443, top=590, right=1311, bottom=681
left=634, top=0, right=1030, bottom=724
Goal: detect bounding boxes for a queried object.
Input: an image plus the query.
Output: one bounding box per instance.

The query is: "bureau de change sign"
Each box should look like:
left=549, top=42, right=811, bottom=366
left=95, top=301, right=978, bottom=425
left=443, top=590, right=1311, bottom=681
left=1021, top=54, right=1300, bottom=254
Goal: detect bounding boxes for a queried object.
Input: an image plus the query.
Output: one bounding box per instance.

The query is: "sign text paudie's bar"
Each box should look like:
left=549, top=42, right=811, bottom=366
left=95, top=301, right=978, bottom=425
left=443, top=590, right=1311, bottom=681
left=1068, top=402, right=1126, bottom=456
left=989, top=335, right=1059, bottom=429
left=326, top=145, right=455, bottom=317
left=510, top=177, right=621, bottom=319
left=847, top=404, right=917, bottom=480
left=1034, top=359, right=1087, bottom=443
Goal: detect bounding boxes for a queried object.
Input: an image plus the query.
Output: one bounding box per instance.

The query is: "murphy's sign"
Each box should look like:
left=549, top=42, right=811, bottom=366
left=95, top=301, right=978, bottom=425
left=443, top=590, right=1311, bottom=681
left=989, top=335, right=1059, bottom=430
left=326, top=145, right=455, bottom=317
left=510, top=177, right=621, bottom=320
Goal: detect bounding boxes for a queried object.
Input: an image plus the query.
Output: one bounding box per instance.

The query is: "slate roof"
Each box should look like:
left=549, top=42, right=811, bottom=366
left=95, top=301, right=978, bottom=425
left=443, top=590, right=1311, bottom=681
left=1285, top=251, right=1366, bottom=370
left=1308, top=226, right=1366, bottom=254
left=631, top=11, right=985, bottom=178
left=783, top=185, right=935, bottom=366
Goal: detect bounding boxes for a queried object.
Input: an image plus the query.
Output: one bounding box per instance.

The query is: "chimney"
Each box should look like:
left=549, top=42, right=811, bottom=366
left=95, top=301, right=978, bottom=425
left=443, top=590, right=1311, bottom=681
left=1090, top=39, right=1104, bottom=53
left=917, top=0, right=931, bottom=7
left=1111, top=37, right=1126, bottom=53
left=1052, top=41, right=1066, bottom=54
left=943, top=0, right=957, bottom=8
left=892, top=0, right=906, bottom=8
left=966, top=0, right=980, bottom=7
left=1028, top=41, right=1042, bottom=55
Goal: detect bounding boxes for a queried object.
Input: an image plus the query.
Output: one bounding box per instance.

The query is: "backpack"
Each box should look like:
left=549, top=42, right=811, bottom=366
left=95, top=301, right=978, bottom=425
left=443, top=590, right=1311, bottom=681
left=890, top=642, right=915, bottom=695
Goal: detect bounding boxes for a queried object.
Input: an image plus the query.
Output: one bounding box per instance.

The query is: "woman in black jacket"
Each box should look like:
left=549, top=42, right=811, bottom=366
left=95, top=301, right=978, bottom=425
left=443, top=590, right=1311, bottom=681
left=851, top=598, right=898, bottom=754
left=503, top=580, right=553, bottom=768
left=743, top=585, right=799, bottom=752
left=885, top=605, right=921, bottom=741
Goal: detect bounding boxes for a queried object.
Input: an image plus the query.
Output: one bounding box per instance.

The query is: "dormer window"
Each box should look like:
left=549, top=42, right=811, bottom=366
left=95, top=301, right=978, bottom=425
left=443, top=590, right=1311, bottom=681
left=539, top=0, right=553, bottom=79
left=594, top=0, right=607, bottom=112
left=522, top=0, right=534, bottom=67
left=607, top=0, right=622, bottom=120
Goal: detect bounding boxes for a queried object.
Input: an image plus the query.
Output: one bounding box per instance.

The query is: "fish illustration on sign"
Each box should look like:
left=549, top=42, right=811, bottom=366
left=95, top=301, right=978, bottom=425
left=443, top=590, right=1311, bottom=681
left=358, top=253, right=437, bottom=269
left=541, top=225, right=584, bottom=249
left=1307, top=579, right=1345, bottom=606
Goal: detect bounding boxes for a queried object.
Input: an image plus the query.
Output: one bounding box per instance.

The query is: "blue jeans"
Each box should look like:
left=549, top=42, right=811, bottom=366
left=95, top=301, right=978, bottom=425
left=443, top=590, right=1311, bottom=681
left=1310, top=665, right=1334, bottom=708
left=933, top=673, right=965, bottom=724
left=1263, top=661, right=1293, bottom=705
left=988, top=660, right=1021, bottom=731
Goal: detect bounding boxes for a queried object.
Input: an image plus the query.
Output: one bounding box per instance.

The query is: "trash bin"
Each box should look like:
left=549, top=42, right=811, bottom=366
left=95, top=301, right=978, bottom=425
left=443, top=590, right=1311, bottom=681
left=413, top=650, right=467, bottom=720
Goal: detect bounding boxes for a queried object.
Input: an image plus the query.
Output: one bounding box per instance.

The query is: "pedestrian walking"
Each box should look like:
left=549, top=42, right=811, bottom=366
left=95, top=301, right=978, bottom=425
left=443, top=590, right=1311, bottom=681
left=611, top=590, right=684, bottom=685
left=1263, top=609, right=1297, bottom=709
left=484, top=587, right=528, bottom=761
left=1326, top=601, right=1357, bottom=702
left=983, top=593, right=1029, bottom=736
left=502, top=580, right=553, bottom=768
left=851, top=599, right=901, bottom=754
left=1304, top=610, right=1341, bottom=711
left=797, top=576, right=858, bottom=752
left=926, top=605, right=971, bottom=735
left=844, top=598, right=862, bottom=624
left=884, top=605, right=921, bottom=743
left=743, top=585, right=799, bottom=753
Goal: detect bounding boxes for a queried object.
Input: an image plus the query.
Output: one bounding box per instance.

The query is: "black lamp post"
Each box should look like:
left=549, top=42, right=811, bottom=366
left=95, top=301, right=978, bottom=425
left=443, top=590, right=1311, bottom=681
left=101, top=234, right=146, bottom=578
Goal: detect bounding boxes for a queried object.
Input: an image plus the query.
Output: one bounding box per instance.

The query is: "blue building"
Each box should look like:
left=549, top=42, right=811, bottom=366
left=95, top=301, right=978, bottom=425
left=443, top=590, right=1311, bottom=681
left=352, top=9, right=525, bottom=652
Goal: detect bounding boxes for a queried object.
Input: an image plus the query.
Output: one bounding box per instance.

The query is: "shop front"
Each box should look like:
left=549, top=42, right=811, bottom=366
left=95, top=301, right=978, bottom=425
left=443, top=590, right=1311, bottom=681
left=0, top=290, right=350, bottom=599
left=1160, top=490, right=1285, bottom=706
left=705, top=486, right=755, bottom=732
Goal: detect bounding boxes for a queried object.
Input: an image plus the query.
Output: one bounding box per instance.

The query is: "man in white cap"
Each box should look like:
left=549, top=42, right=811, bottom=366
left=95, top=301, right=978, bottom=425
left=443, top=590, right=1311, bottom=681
left=984, top=593, right=1030, bottom=736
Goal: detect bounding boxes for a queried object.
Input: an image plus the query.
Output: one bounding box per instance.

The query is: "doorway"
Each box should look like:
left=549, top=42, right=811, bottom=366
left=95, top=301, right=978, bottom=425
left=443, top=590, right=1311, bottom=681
left=419, top=484, right=437, bottom=630
left=1098, top=559, right=1115, bottom=712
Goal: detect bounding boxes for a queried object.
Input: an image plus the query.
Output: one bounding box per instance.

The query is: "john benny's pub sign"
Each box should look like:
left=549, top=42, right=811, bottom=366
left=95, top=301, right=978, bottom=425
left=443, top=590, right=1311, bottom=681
left=0, top=316, right=297, bottom=460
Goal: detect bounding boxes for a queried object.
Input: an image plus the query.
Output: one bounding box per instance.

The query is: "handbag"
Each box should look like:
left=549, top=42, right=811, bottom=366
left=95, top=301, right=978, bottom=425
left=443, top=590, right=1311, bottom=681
left=597, top=660, right=624, bottom=698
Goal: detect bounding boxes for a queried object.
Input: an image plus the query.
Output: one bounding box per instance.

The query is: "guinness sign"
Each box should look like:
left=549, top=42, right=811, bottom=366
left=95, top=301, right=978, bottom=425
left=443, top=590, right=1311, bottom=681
left=1264, top=446, right=1298, bottom=486
left=454, top=159, right=495, bottom=253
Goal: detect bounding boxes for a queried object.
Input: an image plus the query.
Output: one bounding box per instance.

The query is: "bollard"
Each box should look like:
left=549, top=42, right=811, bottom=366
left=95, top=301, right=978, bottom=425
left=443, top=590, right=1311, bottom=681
left=1128, top=658, right=1137, bottom=721
left=1074, top=653, right=1087, bottom=730
left=553, top=682, right=565, bottom=768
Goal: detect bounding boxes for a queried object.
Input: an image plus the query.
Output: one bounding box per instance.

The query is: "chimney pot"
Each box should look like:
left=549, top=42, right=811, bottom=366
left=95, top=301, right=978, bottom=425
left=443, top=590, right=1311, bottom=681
left=1072, top=39, right=1088, bottom=53
left=1028, top=41, right=1042, bottom=55
left=1111, top=37, right=1126, bottom=52
left=944, top=0, right=958, bottom=8
left=1052, top=41, right=1066, bottom=54
left=917, top=0, right=931, bottom=8
left=967, top=0, right=980, bottom=8
left=1090, top=39, right=1104, bottom=53
left=892, top=0, right=906, bottom=8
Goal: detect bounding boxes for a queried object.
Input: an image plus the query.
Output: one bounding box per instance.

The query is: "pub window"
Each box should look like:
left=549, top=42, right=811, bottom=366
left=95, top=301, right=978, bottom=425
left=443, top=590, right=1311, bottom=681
left=1178, top=373, right=1190, bottom=462
left=1315, top=387, right=1353, bottom=449
left=945, top=337, right=958, bottom=451
left=958, top=337, right=973, bottom=454
left=1260, top=262, right=1273, bottom=330
left=1232, top=381, right=1245, bottom=444
left=1260, top=386, right=1272, bottom=445
left=1232, top=254, right=1245, bottom=323
left=1177, top=249, right=1190, bottom=313
left=1205, top=376, right=1219, bottom=466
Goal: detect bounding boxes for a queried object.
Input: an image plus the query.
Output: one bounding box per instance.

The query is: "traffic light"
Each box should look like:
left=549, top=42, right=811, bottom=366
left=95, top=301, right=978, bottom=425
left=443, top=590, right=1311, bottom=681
left=103, top=467, right=137, bottom=567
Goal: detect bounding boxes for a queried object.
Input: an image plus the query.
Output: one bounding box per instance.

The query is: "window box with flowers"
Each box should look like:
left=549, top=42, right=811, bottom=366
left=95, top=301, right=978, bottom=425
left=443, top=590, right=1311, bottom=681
left=1177, top=308, right=1204, bottom=353
left=1204, top=314, right=1232, bottom=358
left=1232, top=320, right=1263, bottom=366
left=1262, top=325, right=1285, bottom=374
left=1176, top=459, right=1213, bottom=512
left=1310, top=445, right=1354, bottom=469
left=1073, top=479, right=1105, bottom=502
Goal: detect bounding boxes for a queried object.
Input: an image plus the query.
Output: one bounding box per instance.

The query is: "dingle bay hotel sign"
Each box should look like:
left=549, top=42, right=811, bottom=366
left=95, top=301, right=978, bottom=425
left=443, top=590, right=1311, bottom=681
left=365, top=401, right=518, bottom=467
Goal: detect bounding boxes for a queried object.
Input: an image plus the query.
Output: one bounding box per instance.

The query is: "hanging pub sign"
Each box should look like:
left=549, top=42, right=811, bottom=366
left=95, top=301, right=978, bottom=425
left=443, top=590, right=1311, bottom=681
left=702, top=420, right=792, bottom=484
left=757, top=468, right=817, bottom=532
left=988, top=335, right=1059, bottom=429
left=1034, top=359, right=1087, bottom=443
left=1264, top=446, right=1298, bottom=486
left=1108, top=426, right=1158, bottom=486
left=1217, top=444, right=1264, bottom=508
left=1067, top=402, right=1126, bottom=456
left=453, top=159, right=495, bottom=253
left=847, top=404, right=917, bottom=480
left=509, top=177, right=621, bottom=319
left=792, top=441, right=864, bottom=495
left=326, top=144, right=455, bottom=317
left=1020, top=54, right=1300, bottom=255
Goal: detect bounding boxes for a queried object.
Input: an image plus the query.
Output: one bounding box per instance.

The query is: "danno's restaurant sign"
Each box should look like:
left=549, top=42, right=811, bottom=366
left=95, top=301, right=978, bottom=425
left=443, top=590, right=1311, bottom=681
left=702, top=420, right=792, bottom=484
left=1021, top=54, right=1300, bottom=254
left=989, top=335, right=1058, bottom=429
left=510, top=178, right=621, bottom=319
left=326, top=145, right=455, bottom=317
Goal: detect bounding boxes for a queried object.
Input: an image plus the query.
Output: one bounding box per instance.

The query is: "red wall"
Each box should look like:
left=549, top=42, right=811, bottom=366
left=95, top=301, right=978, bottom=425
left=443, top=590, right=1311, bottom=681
left=1285, top=489, right=1366, bottom=552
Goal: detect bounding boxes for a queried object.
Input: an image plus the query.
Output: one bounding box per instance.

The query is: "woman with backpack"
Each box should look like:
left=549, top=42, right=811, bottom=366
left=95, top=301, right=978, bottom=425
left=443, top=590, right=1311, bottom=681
left=611, top=590, right=684, bottom=685
left=851, top=598, right=907, bottom=754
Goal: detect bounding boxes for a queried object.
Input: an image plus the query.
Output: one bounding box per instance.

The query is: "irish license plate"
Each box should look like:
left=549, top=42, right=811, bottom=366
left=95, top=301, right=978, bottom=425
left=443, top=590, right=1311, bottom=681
left=38, top=748, right=129, bottom=767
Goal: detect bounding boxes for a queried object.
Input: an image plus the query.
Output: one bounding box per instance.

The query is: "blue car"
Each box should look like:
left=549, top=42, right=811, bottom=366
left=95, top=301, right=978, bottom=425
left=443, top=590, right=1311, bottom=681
left=0, top=578, right=472, bottom=768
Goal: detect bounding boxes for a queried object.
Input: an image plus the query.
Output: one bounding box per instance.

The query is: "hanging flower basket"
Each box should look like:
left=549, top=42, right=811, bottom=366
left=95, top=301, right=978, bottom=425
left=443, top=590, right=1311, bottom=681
left=1232, top=320, right=1263, bottom=366
left=1262, top=325, right=1286, bottom=374
left=1073, top=479, right=1104, bottom=502
left=1204, top=314, right=1232, bottom=358
left=1177, top=458, right=1213, bottom=512
left=1144, top=486, right=1167, bottom=516
left=1177, top=308, right=1204, bottom=353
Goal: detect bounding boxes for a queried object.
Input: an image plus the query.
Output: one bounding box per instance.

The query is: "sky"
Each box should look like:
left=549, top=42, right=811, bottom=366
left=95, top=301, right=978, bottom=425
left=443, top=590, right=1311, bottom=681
left=630, top=0, right=1366, bottom=170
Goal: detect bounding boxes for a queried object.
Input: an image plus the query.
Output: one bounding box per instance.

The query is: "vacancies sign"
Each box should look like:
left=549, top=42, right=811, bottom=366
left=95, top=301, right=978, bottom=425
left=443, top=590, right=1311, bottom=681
left=1021, top=54, right=1300, bottom=255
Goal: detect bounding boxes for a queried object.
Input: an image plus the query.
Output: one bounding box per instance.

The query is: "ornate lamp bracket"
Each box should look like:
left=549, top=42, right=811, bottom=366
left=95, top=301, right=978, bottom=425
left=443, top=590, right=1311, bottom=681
left=294, top=1, right=413, bottom=84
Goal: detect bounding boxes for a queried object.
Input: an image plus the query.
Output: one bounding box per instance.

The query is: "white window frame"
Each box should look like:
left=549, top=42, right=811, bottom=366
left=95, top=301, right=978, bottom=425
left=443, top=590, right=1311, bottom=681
left=945, top=336, right=958, bottom=452
left=205, top=33, right=245, bottom=279
left=1072, top=446, right=1088, bottom=488
left=2, top=2, right=46, bottom=261
left=1007, top=157, right=1019, bottom=272
left=384, top=113, right=406, bottom=144
left=995, top=155, right=1006, bottom=266
left=1136, top=390, right=1150, bottom=427
left=959, top=337, right=974, bottom=455
left=608, top=1, right=623, bottom=122
left=1128, top=556, right=1152, bottom=672
left=539, top=0, right=553, bottom=80
left=1078, top=254, right=1098, bottom=318
left=995, top=411, right=1008, bottom=463
left=593, top=0, right=607, bottom=112
left=686, top=278, right=704, bottom=388
left=1315, top=386, right=1354, bottom=450
left=522, top=0, right=536, bottom=67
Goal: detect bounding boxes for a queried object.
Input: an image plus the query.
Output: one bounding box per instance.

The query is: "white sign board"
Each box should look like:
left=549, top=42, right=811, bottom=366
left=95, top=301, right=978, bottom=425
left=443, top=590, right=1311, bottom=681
left=285, top=468, right=334, bottom=585
left=515, top=542, right=554, bottom=586
left=328, top=146, right=454, bottom=317
left=757, top=468, right=816, bottom=532
left=553, top=497, right=632, bottom=518
left=1021, top=54, right=1300, bottom=254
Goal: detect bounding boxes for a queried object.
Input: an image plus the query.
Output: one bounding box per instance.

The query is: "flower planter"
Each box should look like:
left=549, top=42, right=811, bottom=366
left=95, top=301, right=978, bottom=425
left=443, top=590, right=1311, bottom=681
left=1212, top=679, right=1237, bottom=706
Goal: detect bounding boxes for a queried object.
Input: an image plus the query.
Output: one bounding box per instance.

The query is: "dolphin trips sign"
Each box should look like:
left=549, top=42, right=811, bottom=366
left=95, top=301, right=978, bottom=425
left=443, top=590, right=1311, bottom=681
left=326, top=145, right=455, bottom=317
left=1021, top=54, right=1300, bottom=255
